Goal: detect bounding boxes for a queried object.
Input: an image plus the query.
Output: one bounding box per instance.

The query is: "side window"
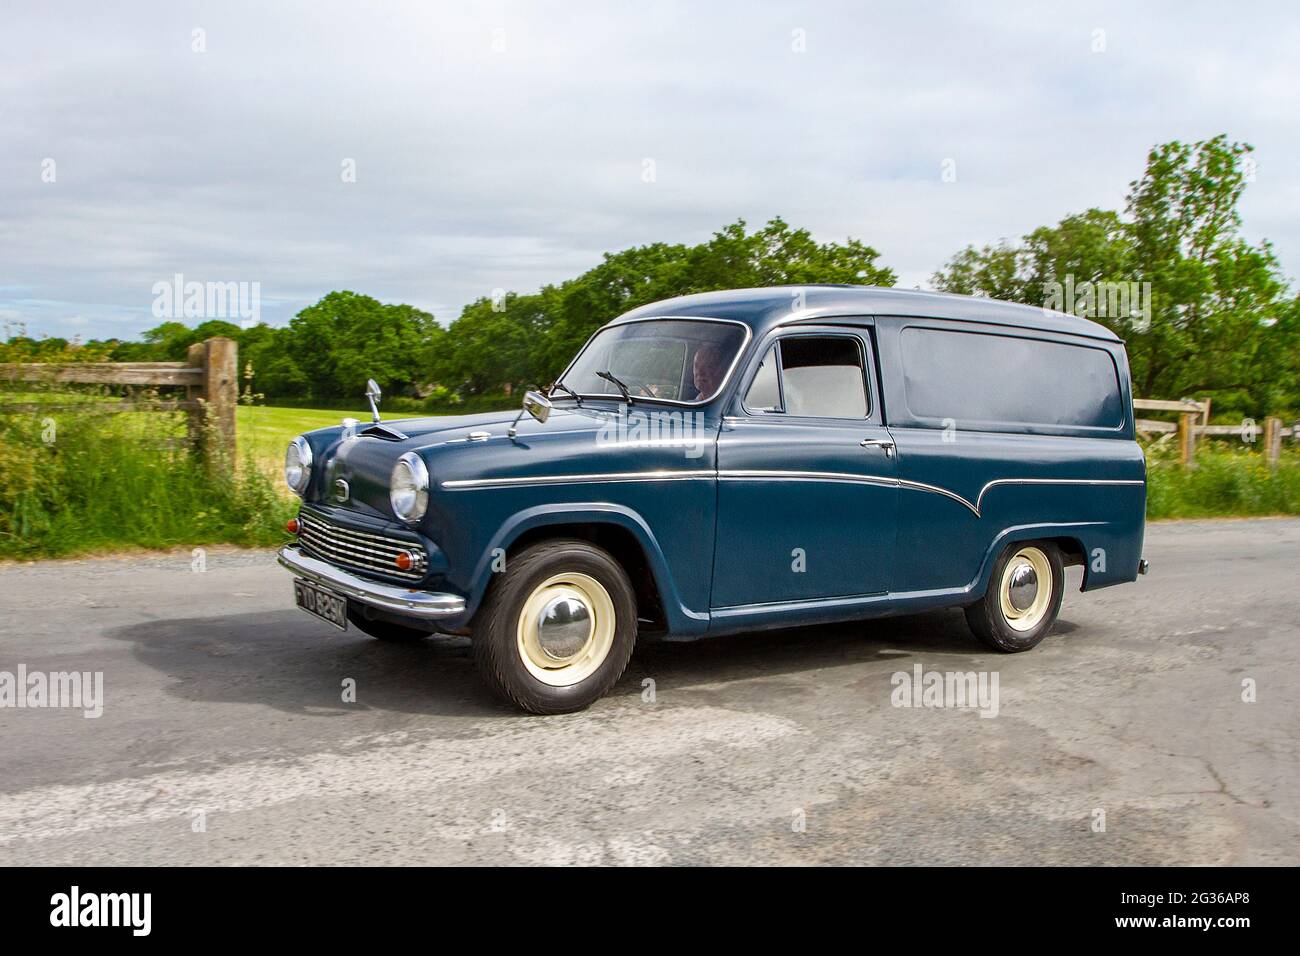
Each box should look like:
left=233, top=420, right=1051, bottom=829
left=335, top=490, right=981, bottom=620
left=744, top=335, right=869, bottom=419
left=744, top=346, right=782, bottom=411
left=899, top=326, right=1123, bottom=428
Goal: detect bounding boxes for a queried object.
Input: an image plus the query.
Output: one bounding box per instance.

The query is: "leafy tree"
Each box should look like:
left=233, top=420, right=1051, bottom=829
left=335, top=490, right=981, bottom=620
left=1124, top=137, right=1286, bottom=409
left=434, top=294, right=545, bottom=395
left=283, top=291, right=436, bottom=400
left=239, top=324, right=304, bottom=397
left=934, top=136, right=1294, bottom=415
left=473, top=217, right=896, bottom=386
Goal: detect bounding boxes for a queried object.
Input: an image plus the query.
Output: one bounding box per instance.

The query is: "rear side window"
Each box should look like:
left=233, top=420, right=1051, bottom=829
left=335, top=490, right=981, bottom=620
left=900, top=327, right=1123, bottom=428
left=744, top=336, right=869, bottom=418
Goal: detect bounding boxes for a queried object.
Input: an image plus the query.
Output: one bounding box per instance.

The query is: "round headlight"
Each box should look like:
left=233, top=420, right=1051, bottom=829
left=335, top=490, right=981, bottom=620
left=390, top=452, right=429, bottom=524
left=284, top=436, right=312, bottom=496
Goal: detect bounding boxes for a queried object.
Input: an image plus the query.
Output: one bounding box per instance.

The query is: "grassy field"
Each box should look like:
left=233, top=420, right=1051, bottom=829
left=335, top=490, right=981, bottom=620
left=3, top=397, right=1298, bottom=560
left=0, top=404, right=291, bottom=559
left=237, top=405, right=371, bottom=474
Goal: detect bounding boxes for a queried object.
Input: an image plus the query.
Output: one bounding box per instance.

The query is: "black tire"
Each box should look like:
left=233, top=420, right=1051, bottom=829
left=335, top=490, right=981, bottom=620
left=964, top=540, right=1064, bottom=653
left=472, top=539, right=637, bottom=714
left=347, top=605, right=429, bottom=643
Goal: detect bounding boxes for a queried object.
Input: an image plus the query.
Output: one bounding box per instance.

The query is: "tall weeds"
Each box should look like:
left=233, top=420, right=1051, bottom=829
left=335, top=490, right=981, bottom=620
left=0, top=392, right=292, bottom=559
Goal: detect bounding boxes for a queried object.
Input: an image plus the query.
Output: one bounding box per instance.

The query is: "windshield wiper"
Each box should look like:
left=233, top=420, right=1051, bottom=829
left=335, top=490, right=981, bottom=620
left=596, top=370, right=634, bottom=405
left=549, top=380, right=582, bottom=407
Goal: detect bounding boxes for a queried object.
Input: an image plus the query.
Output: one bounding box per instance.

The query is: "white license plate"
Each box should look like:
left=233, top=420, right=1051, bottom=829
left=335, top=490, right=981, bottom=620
left=293, top=579, right=348, bottom=631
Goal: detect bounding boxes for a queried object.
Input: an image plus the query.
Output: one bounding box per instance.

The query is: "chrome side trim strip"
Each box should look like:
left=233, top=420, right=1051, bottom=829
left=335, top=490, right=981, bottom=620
left=440, top=469, right=1145, bottom=518
left=898, top=478, right=979, bottom=515
left=974, top=478, right=1145, bottom=514
left=442, top=469, right=714, bottom=490
left=718, top=469, right=897, bottom=490
left=278, top=547, right=465, bottom=620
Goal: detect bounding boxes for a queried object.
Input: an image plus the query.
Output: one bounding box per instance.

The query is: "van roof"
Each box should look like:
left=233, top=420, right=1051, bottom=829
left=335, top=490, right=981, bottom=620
left=612, top=285, right=1123, bottom=343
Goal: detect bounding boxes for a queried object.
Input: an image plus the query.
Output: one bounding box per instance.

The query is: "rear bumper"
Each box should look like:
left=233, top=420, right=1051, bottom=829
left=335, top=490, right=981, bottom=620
left=278, top=546, right=466, bottom=620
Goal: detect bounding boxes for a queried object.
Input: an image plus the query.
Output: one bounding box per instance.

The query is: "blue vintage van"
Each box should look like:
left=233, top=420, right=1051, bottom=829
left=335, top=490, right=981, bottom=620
left=279, top=286, right=1147, bottom=713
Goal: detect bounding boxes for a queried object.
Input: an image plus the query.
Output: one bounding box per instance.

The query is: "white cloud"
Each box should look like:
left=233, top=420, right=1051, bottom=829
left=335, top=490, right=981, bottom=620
left=1, top=0, right=1297, bottom=340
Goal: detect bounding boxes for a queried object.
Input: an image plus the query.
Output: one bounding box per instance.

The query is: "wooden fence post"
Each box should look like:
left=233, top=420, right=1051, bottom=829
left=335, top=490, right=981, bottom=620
left=185, top=342, right=206, bottom=451
left=204, top=337, right=237, bottom=465
left=186, top=337, right=238, bottom=466
left=1178, top=412, right=1196, bottom=467
left=1264, top=416, right=1282, bottom=470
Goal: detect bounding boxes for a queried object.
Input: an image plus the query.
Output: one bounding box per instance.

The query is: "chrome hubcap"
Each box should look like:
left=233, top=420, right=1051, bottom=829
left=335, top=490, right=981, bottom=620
left=516, top=573, right=617, bottom=687
left=999, top=547, right=1053, bottom=632
left=1007, top=563, right=1039, bottom=612
left=535, top=595, right=592, bottom=662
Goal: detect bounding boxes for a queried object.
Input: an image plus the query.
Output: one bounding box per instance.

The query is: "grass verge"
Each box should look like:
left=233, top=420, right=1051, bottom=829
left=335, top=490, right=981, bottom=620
left=1145, top=447, right=1300, bottom=518
left=3, top=399, right=1297, bottom=560
left=0, top=406, right=293, bottom=560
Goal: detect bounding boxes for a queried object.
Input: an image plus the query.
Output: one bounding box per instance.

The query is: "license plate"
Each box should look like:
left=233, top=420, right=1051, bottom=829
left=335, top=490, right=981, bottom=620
left=293, top=579, right=348, bottom=631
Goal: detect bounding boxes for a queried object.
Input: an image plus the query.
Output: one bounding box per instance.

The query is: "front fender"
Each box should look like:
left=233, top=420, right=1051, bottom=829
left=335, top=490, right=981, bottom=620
left=460, top=502, right=710, bottom=638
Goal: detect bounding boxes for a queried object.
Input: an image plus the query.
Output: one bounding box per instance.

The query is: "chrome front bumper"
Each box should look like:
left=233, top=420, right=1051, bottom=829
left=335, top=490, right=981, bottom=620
left=278, top=546, right=466, bottom=620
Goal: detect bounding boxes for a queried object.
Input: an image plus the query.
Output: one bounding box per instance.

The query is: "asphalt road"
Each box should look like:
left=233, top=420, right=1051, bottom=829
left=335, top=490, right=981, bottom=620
left=1, top=519, right=1296, bottom=866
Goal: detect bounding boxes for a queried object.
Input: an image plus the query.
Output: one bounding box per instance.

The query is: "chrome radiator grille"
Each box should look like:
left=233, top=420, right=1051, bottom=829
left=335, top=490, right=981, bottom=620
left=297, top=509, right=427, bottom=582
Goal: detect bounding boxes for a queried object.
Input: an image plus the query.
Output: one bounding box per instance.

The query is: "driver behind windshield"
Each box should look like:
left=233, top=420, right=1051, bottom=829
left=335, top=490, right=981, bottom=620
left=687, top=343, right=726, bottom=400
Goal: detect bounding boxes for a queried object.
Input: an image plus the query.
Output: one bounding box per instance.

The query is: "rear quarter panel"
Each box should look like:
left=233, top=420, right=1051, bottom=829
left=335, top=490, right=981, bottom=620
left=874, top=315, right=1147, bottom=597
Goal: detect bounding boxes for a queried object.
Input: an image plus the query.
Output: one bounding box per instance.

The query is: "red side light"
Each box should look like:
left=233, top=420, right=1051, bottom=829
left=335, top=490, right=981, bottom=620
left=395, top=551, right=414, bottom=571
left=286, top=518, right=300, bottom=534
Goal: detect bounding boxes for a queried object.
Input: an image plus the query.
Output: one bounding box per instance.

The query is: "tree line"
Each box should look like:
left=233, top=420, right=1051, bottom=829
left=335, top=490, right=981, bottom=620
left=5, top=135, right=1297, bottom=418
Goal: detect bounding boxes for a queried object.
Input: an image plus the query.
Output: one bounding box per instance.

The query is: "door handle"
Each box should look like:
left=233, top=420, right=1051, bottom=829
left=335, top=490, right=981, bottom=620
left=859, top=438, right=895, bottom=458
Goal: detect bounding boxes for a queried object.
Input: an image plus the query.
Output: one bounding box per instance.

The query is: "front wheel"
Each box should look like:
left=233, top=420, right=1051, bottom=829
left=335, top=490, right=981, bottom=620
left=964, top=541, right=1064, bottom=652
left=472, top=539, right=637, bottom=714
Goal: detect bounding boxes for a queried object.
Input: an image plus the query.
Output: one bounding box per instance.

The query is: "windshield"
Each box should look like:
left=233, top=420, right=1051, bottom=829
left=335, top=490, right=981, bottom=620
left=557, top=319, right=747, bottom=403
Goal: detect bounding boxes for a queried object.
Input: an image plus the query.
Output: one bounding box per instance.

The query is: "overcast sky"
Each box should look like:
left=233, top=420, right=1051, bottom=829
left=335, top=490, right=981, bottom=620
left=3, top=1, right=1297, bottom=341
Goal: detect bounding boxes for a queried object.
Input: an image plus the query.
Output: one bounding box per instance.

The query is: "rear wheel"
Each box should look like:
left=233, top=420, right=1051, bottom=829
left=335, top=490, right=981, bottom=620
left=964, top=541, right=1064, bottom=652
left=472, top=539, right=637, bottom=714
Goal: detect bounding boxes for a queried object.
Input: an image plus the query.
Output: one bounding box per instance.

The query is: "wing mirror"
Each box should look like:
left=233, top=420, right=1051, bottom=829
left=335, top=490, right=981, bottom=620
left=365, top=378, right=382, bottom=423
left=508, top=389, right=553, bottom=438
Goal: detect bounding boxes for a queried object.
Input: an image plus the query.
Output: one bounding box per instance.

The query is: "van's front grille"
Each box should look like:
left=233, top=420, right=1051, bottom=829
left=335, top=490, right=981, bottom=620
left=297, top=509, right=427, bottom=582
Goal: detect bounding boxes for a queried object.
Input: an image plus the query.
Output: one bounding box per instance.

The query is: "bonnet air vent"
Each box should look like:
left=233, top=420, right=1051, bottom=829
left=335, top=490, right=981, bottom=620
left=361, top=423, right=408, bottom=441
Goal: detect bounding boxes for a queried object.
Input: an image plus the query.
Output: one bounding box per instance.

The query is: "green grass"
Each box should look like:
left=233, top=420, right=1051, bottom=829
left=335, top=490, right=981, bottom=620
left=0, top=401, right=293, bottom=560
left=4, top=393, right=1297, bottom=560
left=237, top=405, right=370, bottom=475
left=1145, top=447, right=1300, bottom=518
left=0, top=400, right=448, bottom=561
left=242, top=407, right=1299, bottom=520
left=237, top=399, right=517, bottom=474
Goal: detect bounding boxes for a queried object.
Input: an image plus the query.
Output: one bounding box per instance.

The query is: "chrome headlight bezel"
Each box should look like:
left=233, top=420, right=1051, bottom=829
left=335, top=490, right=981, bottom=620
left=389, top=452, right=429, bottom=525
left=284, top=435, right=313, bottom=497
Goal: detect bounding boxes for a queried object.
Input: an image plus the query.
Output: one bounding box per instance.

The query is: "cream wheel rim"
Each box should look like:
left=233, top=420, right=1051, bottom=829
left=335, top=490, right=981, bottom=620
left=516, top=572, right=616, bottom=687
left=999, top=547, right=1052, bottom=632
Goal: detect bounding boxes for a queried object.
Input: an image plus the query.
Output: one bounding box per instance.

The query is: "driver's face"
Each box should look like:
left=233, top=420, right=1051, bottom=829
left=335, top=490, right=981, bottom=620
left=693, top=348, right=724, bottom=399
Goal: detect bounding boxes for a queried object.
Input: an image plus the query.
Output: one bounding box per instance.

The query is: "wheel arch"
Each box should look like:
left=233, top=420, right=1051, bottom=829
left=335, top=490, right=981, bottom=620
left=463, top=504, right=708, bottom=637
left=971, top=522, right=1104, bottom=599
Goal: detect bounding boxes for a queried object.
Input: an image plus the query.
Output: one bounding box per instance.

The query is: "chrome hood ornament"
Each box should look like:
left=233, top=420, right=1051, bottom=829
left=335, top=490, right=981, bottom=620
left=357, top=378, right=408, bottom=442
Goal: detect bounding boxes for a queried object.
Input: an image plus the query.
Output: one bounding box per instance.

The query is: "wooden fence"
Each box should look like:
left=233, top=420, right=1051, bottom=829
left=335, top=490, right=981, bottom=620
left=0, top=337, right=238, bottom=464
left=1133, top=398, right=1294, bottom=467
